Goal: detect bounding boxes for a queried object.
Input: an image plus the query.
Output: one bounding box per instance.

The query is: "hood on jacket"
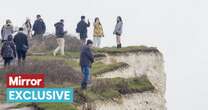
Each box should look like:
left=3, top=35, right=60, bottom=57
left=55, top=22, right=64, bottom=27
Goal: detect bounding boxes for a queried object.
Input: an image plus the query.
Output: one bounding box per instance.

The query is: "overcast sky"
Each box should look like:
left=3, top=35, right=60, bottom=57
left=0, top=0, right=208, bottom=109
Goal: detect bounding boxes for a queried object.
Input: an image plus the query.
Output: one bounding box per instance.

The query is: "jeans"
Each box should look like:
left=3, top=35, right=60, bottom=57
left=53, top=38, right=65, bottom=56
left=81, top=66, right=90, bottom=87
left=93, top=37, right=101, bottom=48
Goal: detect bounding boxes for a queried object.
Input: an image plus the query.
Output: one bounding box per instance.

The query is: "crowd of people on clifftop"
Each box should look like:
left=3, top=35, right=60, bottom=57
left=0, top=14, right=123, bottom=89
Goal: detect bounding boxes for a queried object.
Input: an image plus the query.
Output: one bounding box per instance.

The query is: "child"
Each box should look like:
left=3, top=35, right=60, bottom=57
left=1, top=35, right=16, bottom=67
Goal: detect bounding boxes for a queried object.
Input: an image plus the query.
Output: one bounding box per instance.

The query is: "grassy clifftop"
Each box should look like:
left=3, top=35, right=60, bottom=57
left=94, top=46, right=160, bottom=55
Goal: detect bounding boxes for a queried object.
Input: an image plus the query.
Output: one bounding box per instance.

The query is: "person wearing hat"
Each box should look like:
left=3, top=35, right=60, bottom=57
left=53, top=19, right=67, bottom=56
left=76, top=16, right=90, bottom=45
left=79, top=40, right=94, bottom=89
left=32, top=14, right=46, bottom=40
left=1, top=19, right=14, bottom=42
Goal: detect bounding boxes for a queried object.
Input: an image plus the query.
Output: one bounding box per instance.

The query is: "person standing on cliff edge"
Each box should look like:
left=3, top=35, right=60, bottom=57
left=113, top=16, right=123, bottom=48
left=93, top=17, right=104, bottom=48
left=80, top=40, right=94, bottom=89
left=23, top=18, right=32, bottom=39
left=76, top=16, right=90, bottom=45
left=32, top=14, right=46, bottom=41
left=53, top=19, right=67, bottom=56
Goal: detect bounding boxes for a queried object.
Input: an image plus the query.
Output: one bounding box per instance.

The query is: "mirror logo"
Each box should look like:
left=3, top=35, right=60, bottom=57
left=6, top=74, right=73, bottom=103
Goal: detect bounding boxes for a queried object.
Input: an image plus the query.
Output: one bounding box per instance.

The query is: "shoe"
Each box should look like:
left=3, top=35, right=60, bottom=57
left=81, top=82, right=87, bottom=90
left=117, top=44, right=122, bottom=48
left=53, top=52, right=56, bottom=56
left=119, top=44, right=122, bottom=48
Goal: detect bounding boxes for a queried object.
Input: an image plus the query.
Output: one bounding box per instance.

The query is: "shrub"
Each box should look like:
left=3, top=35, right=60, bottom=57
left=0, top=59, right=82, bottom=84
left=29, top=34, right=81, bottom=53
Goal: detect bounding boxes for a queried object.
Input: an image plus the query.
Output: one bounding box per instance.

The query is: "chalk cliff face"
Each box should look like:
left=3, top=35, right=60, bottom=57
left=83, top=52, right=166, bottom=110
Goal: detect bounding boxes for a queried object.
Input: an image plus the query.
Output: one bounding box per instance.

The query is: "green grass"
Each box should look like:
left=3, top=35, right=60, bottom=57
left=65, top=61, right=129, bottom=76
left=75, top=75, right=154, bottom=104
left=65, top=60, right=81, bottom=72
left=29, top=55, right=81, bottom=72
left=11, top=75, right=154, bottom=109
left=93, top=46, right=159, bottom=55
left=16, top=103, right=77, bottom=110
left=0, top=87, right=5, bottom=103
left=28, top=51, right=80, bottom=59
left=38, top=103, right=77, bottom=110
left=29, top=46, right=159, bottom=58
left=91, top=62, right=129, bottom=76
left=31, top=56, right=129, bottom=77
left=50, top=51, right=80, bottom=59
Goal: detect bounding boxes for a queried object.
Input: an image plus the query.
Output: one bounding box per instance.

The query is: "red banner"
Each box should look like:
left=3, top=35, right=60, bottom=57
left=6, top=74, right=44, bottom=88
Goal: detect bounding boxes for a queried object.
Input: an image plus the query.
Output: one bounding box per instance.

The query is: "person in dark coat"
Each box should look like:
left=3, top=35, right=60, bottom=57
left=53, top=19, right=67, bottom=56
left=14, top=27, right=29, bottom=65
left=1, top=35, right=16, bottom=67
left=80, top=40, right=94, bottom=89
left=32, top=14, right=46, bottom=40
left=76, top=16, right=90, bottom=45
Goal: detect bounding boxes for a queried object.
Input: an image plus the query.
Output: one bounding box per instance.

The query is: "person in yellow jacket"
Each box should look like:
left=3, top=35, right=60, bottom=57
left=93, top=17, right=104, bottom=48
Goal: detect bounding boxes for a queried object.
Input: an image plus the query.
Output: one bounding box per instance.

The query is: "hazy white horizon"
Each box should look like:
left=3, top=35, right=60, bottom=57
left=1, top=0, right=208, bottom=110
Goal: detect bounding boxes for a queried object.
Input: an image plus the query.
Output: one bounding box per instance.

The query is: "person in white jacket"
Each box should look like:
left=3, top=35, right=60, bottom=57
left=22, top=18, right=32, bottom=38
left=1, top=19, right=14, bottom=42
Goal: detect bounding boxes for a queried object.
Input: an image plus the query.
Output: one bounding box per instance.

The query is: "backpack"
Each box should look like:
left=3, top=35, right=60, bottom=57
left=2, top=42, right=14, bottom=58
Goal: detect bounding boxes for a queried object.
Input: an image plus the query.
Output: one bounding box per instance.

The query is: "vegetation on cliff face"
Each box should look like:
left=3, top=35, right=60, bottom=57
left=91, top=62, right=129, bottom=76
left=0, top=59, right=82, bottom=84
left=15, top=75, right=154, bottom=110
left=0, top=45, right=159, bottom=110
left=75, top=75, right=154, bottom=104
left=16, top=103, right=77, bottom=110
left=93, top=46, right=160, bottom=55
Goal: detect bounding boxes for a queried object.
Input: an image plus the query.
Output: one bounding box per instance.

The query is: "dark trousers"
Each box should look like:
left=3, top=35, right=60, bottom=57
left=3, top=57, right=13, bottom=67
left=17, top=49, right=27, bottom=61
left=80, top=33, right=87, bottom=45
